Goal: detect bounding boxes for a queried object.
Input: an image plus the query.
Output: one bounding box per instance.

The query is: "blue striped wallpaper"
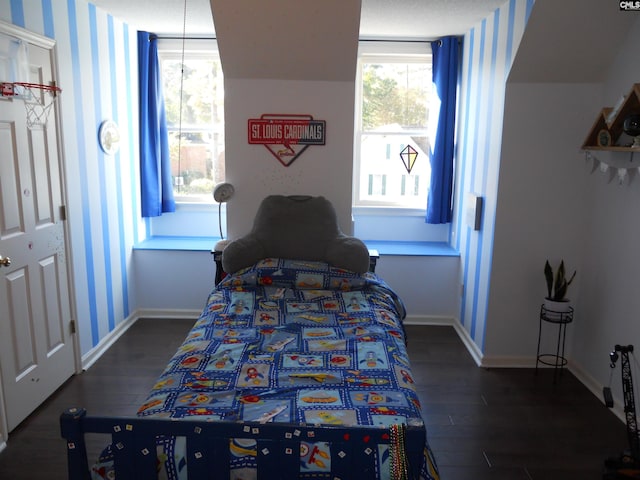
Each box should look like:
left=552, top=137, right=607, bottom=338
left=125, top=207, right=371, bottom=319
left=88, top=4, right=115, bottom=333
left=454, top=0, right=533, bottom=352
left=1, top=0, right=139, bottom=355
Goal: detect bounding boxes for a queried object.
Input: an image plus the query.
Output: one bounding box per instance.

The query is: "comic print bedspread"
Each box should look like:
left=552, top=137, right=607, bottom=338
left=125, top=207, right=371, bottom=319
left=91, top=259, right=440, bottom=480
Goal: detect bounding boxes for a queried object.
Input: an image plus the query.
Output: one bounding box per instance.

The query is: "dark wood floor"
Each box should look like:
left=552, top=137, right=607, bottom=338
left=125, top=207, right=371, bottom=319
left=0, top=320, right=628, bottom=479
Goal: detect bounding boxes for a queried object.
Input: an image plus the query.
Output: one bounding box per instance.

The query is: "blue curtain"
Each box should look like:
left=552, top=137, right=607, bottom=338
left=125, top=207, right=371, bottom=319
left=426, top=37, right=459, bottom=224
left=138, top=31, right=175, bottom=217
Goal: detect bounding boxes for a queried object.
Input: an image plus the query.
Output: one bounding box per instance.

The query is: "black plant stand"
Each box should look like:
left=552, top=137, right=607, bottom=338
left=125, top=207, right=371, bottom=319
left=536, top=303, right=574, bottom=383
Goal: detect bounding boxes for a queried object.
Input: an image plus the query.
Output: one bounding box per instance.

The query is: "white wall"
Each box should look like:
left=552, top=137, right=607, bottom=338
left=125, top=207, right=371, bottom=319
left=375, top=256, right=459, bottom=322
left=212, top=0, right=361, bottom=238
left=486, top=83, right=592, bottom=361
left=224, top=79, right=357, bottom=238
left=131, top=247, right=460, bottom=323
left=133, top=250, right=216, bottom=312
left=570, top=18, right=640, bottom=401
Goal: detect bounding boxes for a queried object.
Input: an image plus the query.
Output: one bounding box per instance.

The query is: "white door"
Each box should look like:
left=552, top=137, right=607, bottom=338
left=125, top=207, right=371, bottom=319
left=0, top=28, right=75, bottom=432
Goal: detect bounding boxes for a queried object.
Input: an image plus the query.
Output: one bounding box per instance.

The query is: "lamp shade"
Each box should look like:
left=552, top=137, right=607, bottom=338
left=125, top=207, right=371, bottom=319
left=213, top=183, right=234, bottom=240
left=213, top=183, right=235, bottom=203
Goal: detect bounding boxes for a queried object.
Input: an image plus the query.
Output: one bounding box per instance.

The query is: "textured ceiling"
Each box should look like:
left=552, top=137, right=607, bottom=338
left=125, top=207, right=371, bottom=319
left=88, top=0, right=506, bottom=38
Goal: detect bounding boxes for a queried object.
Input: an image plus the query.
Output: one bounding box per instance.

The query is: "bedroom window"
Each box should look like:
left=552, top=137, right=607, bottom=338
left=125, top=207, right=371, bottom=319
left=354, top=43, right=433, bottom=210
left=158, top=39, right=224, bottom=203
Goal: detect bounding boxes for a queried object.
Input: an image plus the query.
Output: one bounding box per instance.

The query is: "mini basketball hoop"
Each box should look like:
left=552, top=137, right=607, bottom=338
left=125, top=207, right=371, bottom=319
left=0, top=81, right=62, bottom=127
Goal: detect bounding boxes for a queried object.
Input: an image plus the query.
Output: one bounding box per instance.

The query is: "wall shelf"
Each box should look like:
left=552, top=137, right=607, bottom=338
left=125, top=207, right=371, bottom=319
left=583, top=84, right=640, bottom=183
left=584, top=146, right=640, bottom=153
left=583, top=83, right=640, bottom=151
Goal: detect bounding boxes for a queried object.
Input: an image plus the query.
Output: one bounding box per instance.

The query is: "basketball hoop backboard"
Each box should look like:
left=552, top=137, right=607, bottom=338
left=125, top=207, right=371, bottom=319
left=0, top=32, right=29, bottom=83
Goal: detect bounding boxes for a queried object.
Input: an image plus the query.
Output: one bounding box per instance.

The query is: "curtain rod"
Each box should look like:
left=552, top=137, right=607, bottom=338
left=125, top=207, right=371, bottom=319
left=360, top=38, right=461, bottom=44
left=152, top=35, right=217, bottom=40
left=359, top=38, right=432, bottom=44
left=152, top=36, right=458, bottom=43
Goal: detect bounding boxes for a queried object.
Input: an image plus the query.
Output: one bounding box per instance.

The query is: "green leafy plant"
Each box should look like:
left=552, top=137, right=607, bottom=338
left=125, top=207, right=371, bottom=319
left=544, top=260, right=576, bottom=301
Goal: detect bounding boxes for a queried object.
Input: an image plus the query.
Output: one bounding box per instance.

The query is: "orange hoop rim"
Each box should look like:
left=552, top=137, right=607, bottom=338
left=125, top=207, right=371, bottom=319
left=11, top=82, right=62, bottom=94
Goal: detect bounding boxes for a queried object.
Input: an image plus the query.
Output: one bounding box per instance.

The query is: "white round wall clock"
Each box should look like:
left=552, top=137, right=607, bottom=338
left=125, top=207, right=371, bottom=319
left=99, top=120, right=120, bottom=155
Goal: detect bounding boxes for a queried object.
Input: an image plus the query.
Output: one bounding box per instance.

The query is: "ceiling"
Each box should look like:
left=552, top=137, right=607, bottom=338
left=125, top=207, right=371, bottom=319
left=88, top=0, right=506, bottom=39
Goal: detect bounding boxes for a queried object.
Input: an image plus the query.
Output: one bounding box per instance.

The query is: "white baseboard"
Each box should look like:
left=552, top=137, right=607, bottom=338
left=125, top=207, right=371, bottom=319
left=569, top=360, right=625, bottom=423
left=80, top=309, right=201, bottom=370
left=418, top=317, right=539, bottom=368
left=81, top=314, right=138, bottom=370
left=402, top=315, right=486, bottom=366
left=450, top=321, right=485, bottom=367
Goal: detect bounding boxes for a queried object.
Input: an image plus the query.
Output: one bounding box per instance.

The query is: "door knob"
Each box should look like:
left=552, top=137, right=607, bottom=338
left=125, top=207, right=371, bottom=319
left=0, top=256, right=11, bottom=267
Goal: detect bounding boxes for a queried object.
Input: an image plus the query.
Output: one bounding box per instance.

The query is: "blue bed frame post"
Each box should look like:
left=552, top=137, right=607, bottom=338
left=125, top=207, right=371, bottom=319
left=406, top=428, right=427, bottom=479
left=60, top=408, right=91, bottom=480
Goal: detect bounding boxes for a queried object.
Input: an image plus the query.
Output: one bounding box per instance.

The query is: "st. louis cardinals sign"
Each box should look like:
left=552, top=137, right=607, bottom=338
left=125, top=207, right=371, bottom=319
left=248, top=114, right=326, bottom=167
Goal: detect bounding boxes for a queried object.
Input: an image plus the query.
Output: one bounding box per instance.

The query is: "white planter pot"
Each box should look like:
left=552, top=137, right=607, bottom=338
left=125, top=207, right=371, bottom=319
left=543, top=298, right=572, bottom=320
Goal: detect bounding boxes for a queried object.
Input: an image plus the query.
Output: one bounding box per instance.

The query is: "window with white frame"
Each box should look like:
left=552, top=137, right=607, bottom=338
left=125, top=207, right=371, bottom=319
left=354, top=42, right=434, bottom=210
left=158, top=39, right=224, bottom=203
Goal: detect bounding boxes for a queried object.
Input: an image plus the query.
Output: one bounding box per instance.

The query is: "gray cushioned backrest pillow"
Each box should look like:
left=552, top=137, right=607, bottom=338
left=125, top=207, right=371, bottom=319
left=221, top=195, right=370, bottom=274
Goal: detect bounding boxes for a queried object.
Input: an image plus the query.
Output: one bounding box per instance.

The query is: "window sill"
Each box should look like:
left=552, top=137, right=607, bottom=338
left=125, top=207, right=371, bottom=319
left=353, top=206, right=427, bottom=217
left=362, top=240, right=459, bottom=256
left=134, top=236, right=220, bottom=252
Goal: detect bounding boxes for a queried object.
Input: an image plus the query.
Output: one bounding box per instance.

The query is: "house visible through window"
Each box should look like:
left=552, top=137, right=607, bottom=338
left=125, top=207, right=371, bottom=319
left=158, top=39, right=224, bottom=203
left=354, top=43, right=433, bottom=210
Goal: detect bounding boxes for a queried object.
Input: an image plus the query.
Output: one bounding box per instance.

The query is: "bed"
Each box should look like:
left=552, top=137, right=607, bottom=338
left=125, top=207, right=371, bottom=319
left=60, top=195, right=440, bottom=480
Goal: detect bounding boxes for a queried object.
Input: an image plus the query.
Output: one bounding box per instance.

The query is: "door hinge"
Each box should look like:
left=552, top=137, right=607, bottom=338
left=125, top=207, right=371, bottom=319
left=70, top=320, right=76, bottom=334
left=60, top=205, right=67, bottom=221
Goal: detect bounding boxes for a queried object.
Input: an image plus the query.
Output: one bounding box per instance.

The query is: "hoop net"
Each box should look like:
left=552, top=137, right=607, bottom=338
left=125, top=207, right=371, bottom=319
left=1, top=82, right=62, bottom=127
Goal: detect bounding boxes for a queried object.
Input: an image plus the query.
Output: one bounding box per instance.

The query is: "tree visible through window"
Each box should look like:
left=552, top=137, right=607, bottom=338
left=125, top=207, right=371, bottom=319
left=354, top=45, right=433, bottom=209
left=159, top=40, right=224, bottom=203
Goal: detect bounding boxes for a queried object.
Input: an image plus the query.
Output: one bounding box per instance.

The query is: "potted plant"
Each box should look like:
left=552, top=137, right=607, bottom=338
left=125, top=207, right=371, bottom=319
left=543, top=260, right=576, bottom=315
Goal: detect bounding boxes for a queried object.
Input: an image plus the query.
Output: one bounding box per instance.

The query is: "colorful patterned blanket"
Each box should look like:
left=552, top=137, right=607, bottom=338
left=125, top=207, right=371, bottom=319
left=91, top=259, right=439, bottom=479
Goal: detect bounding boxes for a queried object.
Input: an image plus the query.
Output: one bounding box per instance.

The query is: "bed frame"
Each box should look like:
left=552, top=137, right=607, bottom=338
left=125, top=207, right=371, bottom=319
left=61, top=407, right=426, bottom=479
left=59, top=196, right=432, bottom=479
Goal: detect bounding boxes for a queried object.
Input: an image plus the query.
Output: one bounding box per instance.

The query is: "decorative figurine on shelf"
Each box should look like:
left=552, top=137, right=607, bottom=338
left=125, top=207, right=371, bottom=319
left=623, top=113, right=640, bottom=147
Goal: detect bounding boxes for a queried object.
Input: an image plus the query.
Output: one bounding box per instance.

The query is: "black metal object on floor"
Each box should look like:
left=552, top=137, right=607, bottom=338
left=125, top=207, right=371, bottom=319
left=603, top=344, right=640, bottom=479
